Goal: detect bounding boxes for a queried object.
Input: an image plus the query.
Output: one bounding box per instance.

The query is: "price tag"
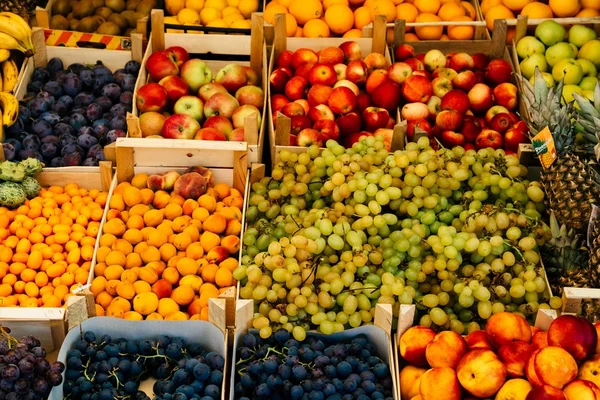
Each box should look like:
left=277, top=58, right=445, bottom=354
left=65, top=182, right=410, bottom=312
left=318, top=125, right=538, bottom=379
left=531, top=126, right=557, bottom=169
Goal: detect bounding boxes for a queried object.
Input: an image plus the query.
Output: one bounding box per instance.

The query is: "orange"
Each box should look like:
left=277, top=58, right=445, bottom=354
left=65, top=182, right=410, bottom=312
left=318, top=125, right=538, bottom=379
left=324, top=0, right=349, bottom=8
left=448, top=16, right=475, bottom=39
left=304, top=18, right=330, bottom=37
left=133, top=292, right=159, bottom=315
left=577, top=8, right=600, bottom=15
left=395, top=3, right=418, bottom=23
left=354, top=6, right=372, bottom=29
left=480, top=0, right=502, bottom=13
left=549, top=0, right=581, bottom=16
left=501, top=0, right=531, bottom=10
left=289, top=0, right=323, bottom=25
left=460, top=1, right=477, bottom=17
left=484, top=5, right=514, bottom=30
left=171, top=285, right=195, bottom=305
left=324, top=4, right=354, bottom=34
left=369, top=0, right=396, bottom=21
left=176, top=257, right=199, bottom=276
left=264, top=3, right=287, bottom=24
left=582, top=0, right=600, bottom=8
left=520, top=1, right=553, bottom=17
left=413, top=0, right=440, bottom=13
left=283, top=13, right=298, bottom=36
left=438, top=1, right=466, bottom=19
left=414, top=13, right=443, bottom=39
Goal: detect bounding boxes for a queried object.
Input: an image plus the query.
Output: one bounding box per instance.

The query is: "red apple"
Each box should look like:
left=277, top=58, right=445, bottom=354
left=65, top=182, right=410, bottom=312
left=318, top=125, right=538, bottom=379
left=146, top=50, right=179, bottom=81
left=232, top=105, right=261, bottom=129
left=291, top=48, right=318, bottom=70
left=441, top=89, right=470, bottom=114
left=136, top=83, right=169, bottom=113
left=313, top=119, right=340, bottom=140
left=173, top=95, right=204, bottom=122
left=294, top=62, right=315, bottom=80
left=277, top=50, right=294, bottom=68
left=362, top=107, right=390, bottom=132
left=319, top=46, right=345, bottom=65
left=441, top=130, right=466, bottom=146
left=333, top=80, right=359, bottom=95
left=468, top=83, right=495, bottom=112
left=388, top=62, right=412, bottom=84
left=402, top=75, right=433, bottom=103
left=334, top=63, right=347, bottom=81
left=475, top=70, right=486, bottom=83
left=289, top=134, right=297, bottom=146
left=494, top=82, right=518, bottom=110
left=356, top=92, right=371, bottom=113
left=269, top=68, right=293, bottom=94
left=294, top=99, right=310, bottom=114
left=165, top=46, right=189, bottom=68
left=328, top=87, right=356, bottom=115
left=548, top=315, right=598, bottom=361
left=194, top=127, right=226, bottom=141
left=308, top=63, right=337, bottom=86
left=336, top=112, right=361, bottom=136
left=489, top=111, right=513, bottom=133
left=199, top=82, right=228, bottom=103
left=427, top=96, right=442, bottom=117
left=424, top=49, right=447, bottom=71
left=372, top=80, right=401, bottom=112
left=339, top=41, right=363, bottom=63
left=525, top=385, right=567, bottom=400
left=158, top=75, right=189, bottom=104
left=307, top=84, right=334, bottom=107
left=464, top=143, right=476, bottom=151
left=285, top=76, right=309, bottom=101
left=290, top=115, right=312, bottom=135
left=346, top=60, right=368, bottom=85
left=271, top=94, right=289, bottom=113
left=412, top=70, right=431, bottom=80
left=432, top=67, right=458, bottom=81
left=243, top=66, right=260, bottom=86
left=215, top=64, right=248, bottom=93
left=472, top=53, right=490, bottom=70
left=308, top=104, right=335, bottom=122
left=203, top=115, right=233, bottom=136
left=366, top=69, right=388, bottom=94
left=139, top=111, right=166, bottom=137
left=162, top=114, right=200, bottom=139
left=343, top=131, right=372, bottom=148
left=297, top=128, right=326, bottom=147
left=227, top=127, right=245, bottom=141
left=452, top=70, right=477, bottom=91
left=507, top=111, right=521, bottom=124
left=485, top=105, right=510, bottom=124
left=402, top=102, right=430, bottom=121
left=498, top=341, right=533, bottom=378
left=448, top=52, right=475, bottom=71
left=476, top=129, right=503, bottom=149
left=461, top=117, right=483, bottom=142
left=432, top=77, right=453, bottom=98
left=180, top=59, right=212, bottom=93
left=436, top=109, right=463, bottom=131
left=203, top=92, right=239, bottom=119
left=395, top=43, right=415, bottom=61
left=407, top=119, right=432, bottom=141
left=457, top=349, right=507, bottom=398
left=364, top=53, right=388, bottom=73
left=235, top=85, right=264, bottom=110
left=280, top=102, right=305, bottom=117
left=405, top=57, right=424, bottom=71
left=485, top=59, right=513, bottom=85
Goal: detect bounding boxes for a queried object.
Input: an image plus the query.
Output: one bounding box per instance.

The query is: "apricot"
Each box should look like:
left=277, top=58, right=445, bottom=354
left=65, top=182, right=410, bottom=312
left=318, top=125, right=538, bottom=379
left=151, top=279, right=173, bottom=299
left=200, top=231, right=221, bottom=252
left=138, top=266, right=159, bottom=284
left=143, top=209, right=164, bottom=227
left=179, top=275, right=203, bottom=292
left=103, top=219, right=126, bottom=236
left=206, top=246, right=230, bottom=264
left=157, top=297, right=179, bottom=317
left=131, top=173, right=149, bottom=189
left=187, top=298, right=203, bottom=316
left=221, top=235, right=240, bottom=254
left=133, top=292, right=159, bottom=315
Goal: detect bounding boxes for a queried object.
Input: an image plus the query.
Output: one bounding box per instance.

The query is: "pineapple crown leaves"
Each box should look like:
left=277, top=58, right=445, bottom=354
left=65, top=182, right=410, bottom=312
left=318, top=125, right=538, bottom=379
left=572, top=85, right=600, bottom=148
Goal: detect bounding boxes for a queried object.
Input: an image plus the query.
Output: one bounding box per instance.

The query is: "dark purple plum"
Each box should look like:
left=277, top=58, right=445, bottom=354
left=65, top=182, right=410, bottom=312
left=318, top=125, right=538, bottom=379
left=40, top=142, right=59, bottom=159
left=59, top=133, right=76, bottom=147
left=54, top=122, right=73, bottom=137
left=87, top=144, right=103, bottom=159
left=37, top=91, right=55, bottom=107
left=27, top=80, right=43, bottom=93
left=82, top=157, right=97, bottom=166
left=74, top=92, right=95, bottom=107
left=6, top=138, right=22, bottom=152
left=46, top=58, right=64, bottom=77
left=94, top=96, right=113, bottom=112
left=25, top=91, right=36, bottom=98
left=110, top=116, right=126, bottom=131
left=6, top=118, right=24, bottom=136
left=93, top=119, right=110, bottom=137
left=19, top=149, right=43, bottom=161
left=67, top=63, right=86, bottom=75
left=61, top=144, right=84, bottom=157
left=52, top=101, right=69, bottom=116
left=113, top=70, right=127, bottom=85
left=77, top=132, right=98, bottom=149
left=68, top=113, right=87, bottom=130
left=31, top=67, right=51, bottom=83
left=41, top=135, right=58, bottom=144
left=2, top=143, right=15, bottom=161
left=120, top=74, right=136, bottom=92
left=28, top=98, right=49, bottom=118
left=125, top=60, right=141, bottom=76
left=85, top=103, right=103, bottom=121
left=101, top=83, right=121, bottom=102
left=55, top=70, right=68, bottom=85
left=63, top=152, right=82, bottom=166
left=50, top=157, right=66, bottom=167
left=79, top=70, right=96, bottom=90
left=39, top=112, right=61, bottom=126
left=106, top=129, right=125, bottom=143
left=62, top=73, right=82, bottom=97
left=71, top=107, right=86, bottom=116
left=78, top=126, right=95, bottom=137
left=93, top=65, right=112, bottom=80
left=42, top=81, right=63, bottom=98
left=57, top=95, right=73, bottom=108
left=119, top=91, right=133, bottom=105
left=18, top=105, right=30, bottom=122
left=22, top=134, right=41, bottom=150
left=110, top=103, right=128, bottom=118
left=31, top=120, right=52, bottom=137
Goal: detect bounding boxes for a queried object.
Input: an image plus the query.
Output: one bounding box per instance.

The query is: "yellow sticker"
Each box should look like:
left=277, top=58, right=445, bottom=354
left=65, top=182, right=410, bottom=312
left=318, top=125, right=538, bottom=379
left=531, top=126, right=557, bottom=169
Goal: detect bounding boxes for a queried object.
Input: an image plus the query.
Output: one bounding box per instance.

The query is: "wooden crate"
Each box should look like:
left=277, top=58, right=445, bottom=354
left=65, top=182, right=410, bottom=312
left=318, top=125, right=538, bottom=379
left=127, top=9, right=267, bottom=164
left=0, top=162, right=114, bottom=353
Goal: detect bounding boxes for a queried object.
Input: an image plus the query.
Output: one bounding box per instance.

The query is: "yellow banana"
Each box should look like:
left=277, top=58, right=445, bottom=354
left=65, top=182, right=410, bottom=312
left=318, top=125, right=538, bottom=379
left=0, top=71, right=3, bottom=93
left=0, top=32, right=29, bottom=54
left=2, top=59, right=18, bottom=93
left=0, top=15, right=32, bottom=53
left=0, top=92, right=18, bottom=127
left=0, top=50, right=10, bottom=63
left=0, top=13, right=32, bottom=47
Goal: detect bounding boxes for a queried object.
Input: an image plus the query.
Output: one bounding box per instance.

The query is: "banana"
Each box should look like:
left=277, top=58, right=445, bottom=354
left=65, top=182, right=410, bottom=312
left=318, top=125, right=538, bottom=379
left=0, top=50, right=10, bottom=63
left=0, top=32, right=29, bottom=54
left=0, top=71, right=3, bottom=93
left=2, top=12, right=34, bottom=52
left=0, top=14, right=32, bottom=53
left=2, top=59, right=18, bottom=93
left=0, top=92, right=18, bottom=127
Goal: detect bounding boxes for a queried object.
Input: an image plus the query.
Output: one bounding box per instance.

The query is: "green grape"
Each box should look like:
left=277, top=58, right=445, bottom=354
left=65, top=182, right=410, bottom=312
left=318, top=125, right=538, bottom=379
left=430, top=307, right=448, bottom=325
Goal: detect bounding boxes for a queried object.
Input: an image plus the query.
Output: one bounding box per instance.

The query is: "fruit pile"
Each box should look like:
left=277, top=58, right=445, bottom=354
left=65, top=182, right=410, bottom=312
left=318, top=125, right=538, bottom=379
left=516, top=21, right=600, bottom=103
left=234, top=329, right=394, bottom=399
left=49, top=0, right=154, bottom=36
left=234, top=135, right=563, bottom=340
left=62, top=331, right=225, bottom=400
left=0, top=182, right=108, bottom=308
left=270, top=41, right=399, bottom=149
left=0, top=327, right=65, bottom=398
left=396, top=46, right=529, bottom=152
left=90, top=167, right=242, bottom=320
left=4, top=57, right=141, bottom=167
left=481, top=0, right=599, bottom=33
left=164, top=0, right=259, bottom=31
left=399, top=312, right=600, bottom=400
left=136, top=46, right=263, bottom=142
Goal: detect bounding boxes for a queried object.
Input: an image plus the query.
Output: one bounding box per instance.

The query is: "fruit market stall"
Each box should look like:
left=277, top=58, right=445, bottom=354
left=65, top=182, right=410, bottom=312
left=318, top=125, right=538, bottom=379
left=7, top=27, right=144, bottom=168
left=129, top=9, right=267, bottom=164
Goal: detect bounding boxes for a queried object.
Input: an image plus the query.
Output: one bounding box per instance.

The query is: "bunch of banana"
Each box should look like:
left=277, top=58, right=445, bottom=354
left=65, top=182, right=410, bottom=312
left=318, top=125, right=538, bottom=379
left=0, top=91, right=18, bottom=128
left=0, top=12, right=34, bottom=57
left=0, top=58, right=19, bottom=93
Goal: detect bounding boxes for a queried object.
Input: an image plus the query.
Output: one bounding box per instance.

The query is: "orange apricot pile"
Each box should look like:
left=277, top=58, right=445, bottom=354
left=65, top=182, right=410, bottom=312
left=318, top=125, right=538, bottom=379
left=0, top=184, right=107, bottom=308
left=90, top=172, right=243, bottom=321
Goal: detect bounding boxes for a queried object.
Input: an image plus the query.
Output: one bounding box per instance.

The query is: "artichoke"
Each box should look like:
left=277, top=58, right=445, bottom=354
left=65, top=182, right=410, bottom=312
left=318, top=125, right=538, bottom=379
left=0, top=182, right=26, bottom=208
left=19, top=158, right=44, bottom=176
left=21, top=177, right=41, bottom=199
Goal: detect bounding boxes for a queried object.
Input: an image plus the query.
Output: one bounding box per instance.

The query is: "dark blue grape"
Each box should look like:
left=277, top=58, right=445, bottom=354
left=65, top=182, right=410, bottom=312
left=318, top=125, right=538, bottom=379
left=58, top=95, right=74, bottom=108
left=5, top=118, right=23, bottom=136
left=120, top=74, right=136, bottom=92
left=175, top=385, right=194, bottom=398
left=28, top=98, right=50, bottom=118
left=53, top=101, right=69, bottom=116
left=373, top=363, right=388, bottom=378
left=46, top=58, right=63, bottom=77
left=192, top=363, right=210, bottom=382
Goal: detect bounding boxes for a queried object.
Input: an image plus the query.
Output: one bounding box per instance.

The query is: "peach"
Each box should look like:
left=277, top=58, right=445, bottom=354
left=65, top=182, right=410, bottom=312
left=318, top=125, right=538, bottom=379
left=498, top=341, right=533, bottom=378
left=457, top=349, right=507, bottom=398
left=173, top=173, right=209, bottom=200
left=465, top=330, right=493, bottom=350
left=532, top=331, right=549, bottom=350
left=400, top=326, right=436, bottom=367
left=548, top=315, right=598, bottom=361
left=525, top=385, right=567, bottom=400
left=206, top=246, right=230, bottom=264
left=563, top=379, right=600, bottom=400
left=400, top=365, right=426, bottom=400
left=577, top=354, right=600, bottom=388
left=534, top=346, right=578, bottom=389
left=419, top=367, right=461, bottom=400
left=496, top=378, right=533, bottom=400
left=151, top=279, right=172, bottom=299
left=526, top=349, right=544, bottom=387
left=162, top=171, right=181, bottom=191
left=425, top=331, right=467, bottom=369
left=221, top=235, right=240, bottom=254
left=485, top=312, right=532, bottom=349
left=147, top=174, right=163, bottom=192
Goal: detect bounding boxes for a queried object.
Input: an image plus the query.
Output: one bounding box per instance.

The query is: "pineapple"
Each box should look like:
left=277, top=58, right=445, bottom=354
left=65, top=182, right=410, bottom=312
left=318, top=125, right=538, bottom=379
left=589, top=205, right=600, bottom=285
left=573, top=85, right=600, bottom=161
left=517, top=69, right=600, bottom=232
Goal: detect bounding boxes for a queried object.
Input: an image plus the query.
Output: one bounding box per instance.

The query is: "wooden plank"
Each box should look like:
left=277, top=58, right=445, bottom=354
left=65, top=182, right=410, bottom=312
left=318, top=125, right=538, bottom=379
left=561, top=287, right=600, bottom=315
left=250, top=163, right=266, bottom=184
left=374, top=303, right=393, bottom=335
left=116, top=144, right=135, bottom=184
left=250, top=13, right=264, bottom=77
left=371, top=15, right=387, bottom=56
left=233, top=150, right=248, bottom=194
left=151, top=9, right=166, bottom=52
left=32, top=28, right=48, bottom=69
left=273, top=14, right=287, bottom=59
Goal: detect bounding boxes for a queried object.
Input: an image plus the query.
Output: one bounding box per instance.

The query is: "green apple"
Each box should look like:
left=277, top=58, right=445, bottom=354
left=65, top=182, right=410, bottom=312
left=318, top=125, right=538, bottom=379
left=578, top=40, right=600, bottom=68
left=576, top=58, right=597, bottom=77
left=529, top=72, right=555, bottom=88
left=562, top=84, right=583, bottom=103
left=579, top=76, right=598, bottom=90
left=552, top=58, right=584, bottom=84
left=545, top=42, right=578, bottom=67
left=568, top=25, right=598, bottom=48
left=520, top=54, right=548, bottom=79
left=535, top=20, right=566, bottom=47
left=516, top=36, right=546, bottom=59
left=583, top=89, right=595, bottom=101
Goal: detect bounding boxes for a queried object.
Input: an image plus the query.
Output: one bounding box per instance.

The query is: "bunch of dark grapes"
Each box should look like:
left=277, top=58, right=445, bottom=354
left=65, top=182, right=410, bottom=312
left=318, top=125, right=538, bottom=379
left=234, top=329, right=394, bottom=400
left=63, top=332, right=224, bottom=400
left=0, top=326, right=64, bottom=400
